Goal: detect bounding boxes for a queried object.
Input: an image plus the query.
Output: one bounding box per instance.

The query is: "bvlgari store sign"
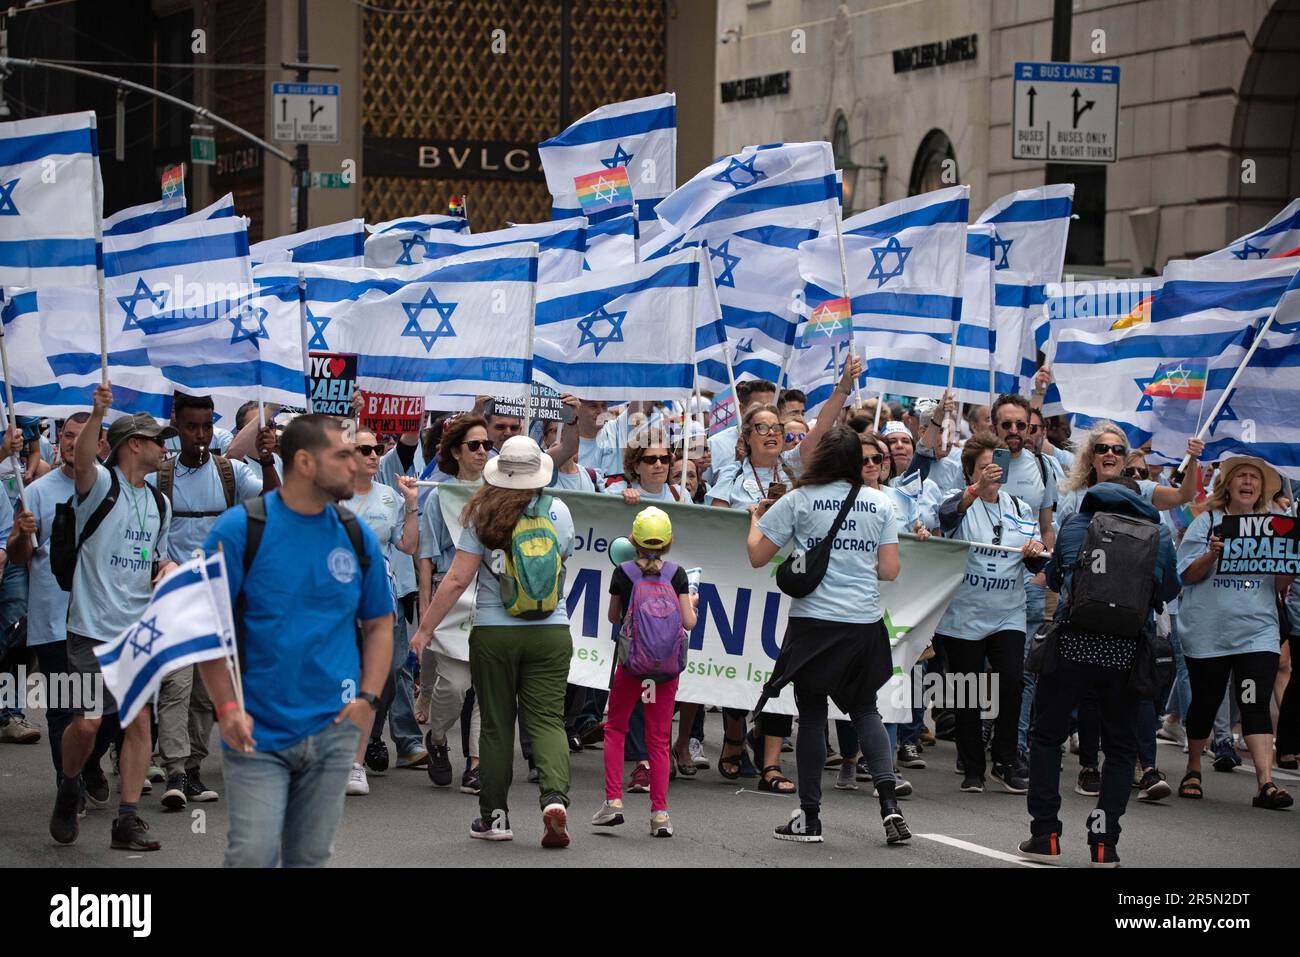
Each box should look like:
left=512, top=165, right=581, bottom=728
left=363, top=138, right=544, bottom=181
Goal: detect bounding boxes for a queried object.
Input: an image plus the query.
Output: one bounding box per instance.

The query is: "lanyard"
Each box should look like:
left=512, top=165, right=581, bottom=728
left=123, top=481, right=152, bottom=560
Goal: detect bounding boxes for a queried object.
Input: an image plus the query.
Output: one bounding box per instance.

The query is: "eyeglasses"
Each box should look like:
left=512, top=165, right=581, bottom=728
left=639, top=454, right=673, bottom=466
left=784, top=431, right=807, bottom=444
left=354, top=445, right=382, bottom=457
left=999, top=420, right=1029, bottom=432
left=749, top=422, right=779, bottom=435
left=862, top=453, right=885, bottom=465
left=992, top=524, right=1003, bottom=546
left=1124, top=467, right=1150, bottom=480
left=1093, top=443, right=1126, bottom=456
left=146, top=435, right=167, bottom=448
left=461, top=439, right=491, bottom=452
left=1028, top=424, right=1041, bottom=434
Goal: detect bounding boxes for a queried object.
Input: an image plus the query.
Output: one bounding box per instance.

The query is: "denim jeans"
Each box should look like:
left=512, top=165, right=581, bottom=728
left=1164, top=615, right=1192, bottom=719
left=222, top=719, right=360, bottom=867
left=0, top=563, right=29, bottom=722
left=371, top=612, right=422, bottom=755
left=1136, top=699, right=1158, bottom=770
left=1018, top=582, right=1047, bottom=751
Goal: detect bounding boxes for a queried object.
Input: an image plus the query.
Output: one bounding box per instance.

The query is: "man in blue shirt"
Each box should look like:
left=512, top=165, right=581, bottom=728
left=199, top=414, right=393, bottom=868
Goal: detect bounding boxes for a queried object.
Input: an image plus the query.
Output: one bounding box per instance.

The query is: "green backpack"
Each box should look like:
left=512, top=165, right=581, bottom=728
left=489, top=495, right=563, bottom=620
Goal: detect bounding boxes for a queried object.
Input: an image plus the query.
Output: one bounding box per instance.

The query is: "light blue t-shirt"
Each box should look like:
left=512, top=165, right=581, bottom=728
left=1175, top=510, right=1281, bottom=659
left=150, top=456, right=262, bottom=562
left=1002, top=448, right=1057, bottom=515
left=937, top=490, right=1041, bottom=640
left=68, top=464, right=172, bottom=643
left=604, top=480, right=685, bottom=503
left=343, top=482, right=407, bottom=597
left=577, top=434, right=622, bottom=481
left=0, top=484, right=11, bottom=543
left=1287, top=581, right=1300, bottom=638
left=707, top=451, right=804, bottom=510
left=551, top=466, right=600, bottom=492
left=928, top=447, right=965, bottom=494
left=457, top=495, right=575, bottom=628
left=890, top=472, right=941, bottom=532
left=708, top=425, right=740, bottom=475
left=205, top=491, right=393, bottom=752
left=418, top=478, right=480, bottom=573
left=21, top=468, right=75, bottom=647
left=757, top=480, right=897, bottom=624
left=165, top=426, right=233, bottom=455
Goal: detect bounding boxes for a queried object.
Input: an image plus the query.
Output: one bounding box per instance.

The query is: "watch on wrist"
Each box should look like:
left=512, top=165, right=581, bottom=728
left=357, top=691, right=380, bottom=711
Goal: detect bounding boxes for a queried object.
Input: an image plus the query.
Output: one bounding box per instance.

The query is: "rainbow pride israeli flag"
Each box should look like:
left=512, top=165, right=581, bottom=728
left=1142, top=358, right=1207, bottom=400
left=573, top=166, right=634, bottom=220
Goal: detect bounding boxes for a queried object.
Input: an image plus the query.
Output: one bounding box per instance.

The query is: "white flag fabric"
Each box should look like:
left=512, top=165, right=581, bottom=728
left=104, top=196, right=186, bottom=237
left=1198, top=198, right=1300, bottom=261
left=250, top=219, right=365, bottom=267
left=94, top=553, right=233, bottom=726
left=365, top=217, right=584, bottom=283
left=583, top=212, right=637, bottom=272
left=368, top=213, right=470, bottom=235
left=533, top=246, right=703, bottom=401
left=0, top=111, right=102, bottom=288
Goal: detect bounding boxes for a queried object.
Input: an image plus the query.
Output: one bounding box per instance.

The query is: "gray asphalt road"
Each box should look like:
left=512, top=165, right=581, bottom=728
left=1, top=709, right=1294, bottom=868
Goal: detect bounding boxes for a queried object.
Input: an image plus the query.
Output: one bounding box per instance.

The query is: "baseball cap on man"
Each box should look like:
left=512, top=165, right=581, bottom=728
left=106, top=414, right=178, bottom=465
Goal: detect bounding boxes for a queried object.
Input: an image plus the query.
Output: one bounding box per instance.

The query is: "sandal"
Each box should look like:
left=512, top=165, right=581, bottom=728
left=1277, top=753, right=1298, bottom=771
left=674, top=753, right=697, bottom=777
left=1178, top=770, right=1202, bottom=799
left=757, top=764, right=797, bottom=794
left=1252, top=781, right=1294, bottom=810
left=717, top=735, right=746, bottom=780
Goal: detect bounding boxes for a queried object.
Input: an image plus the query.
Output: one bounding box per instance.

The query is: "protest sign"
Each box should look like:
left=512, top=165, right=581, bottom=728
left=1216, top=513, right=1300, bottom=576
left=307, top=352, right=356, bottom=416
left=361, top=392, right=424, bottom=434
left=487, top=382, right=575, bottom=424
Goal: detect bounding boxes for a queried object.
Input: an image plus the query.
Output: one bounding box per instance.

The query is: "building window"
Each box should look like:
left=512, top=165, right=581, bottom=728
left=909, top=129, right=955, bottom=196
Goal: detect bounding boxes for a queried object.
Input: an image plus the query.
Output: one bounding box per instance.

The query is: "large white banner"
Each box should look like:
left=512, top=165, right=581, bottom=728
left=438, top=485, right=970, bottom=721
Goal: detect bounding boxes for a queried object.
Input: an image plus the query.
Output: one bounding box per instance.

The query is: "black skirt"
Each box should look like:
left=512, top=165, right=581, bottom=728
left=760, top=617, right=893, bottom=715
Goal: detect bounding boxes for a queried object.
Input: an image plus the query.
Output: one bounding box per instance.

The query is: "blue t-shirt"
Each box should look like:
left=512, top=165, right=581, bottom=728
left=756, top=480, right=897, bottom=624
left=1175, top=510, right=1280, bottom=659
left=204, top=491, right=393, bottom=752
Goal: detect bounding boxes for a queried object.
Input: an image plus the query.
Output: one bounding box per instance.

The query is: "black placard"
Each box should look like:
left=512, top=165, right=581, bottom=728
left=1215, top=512, right=1300, bottom=576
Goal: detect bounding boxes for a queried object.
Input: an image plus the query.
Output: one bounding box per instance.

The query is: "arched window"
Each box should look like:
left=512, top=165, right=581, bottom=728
left=909, top=129, right=956, bottom=196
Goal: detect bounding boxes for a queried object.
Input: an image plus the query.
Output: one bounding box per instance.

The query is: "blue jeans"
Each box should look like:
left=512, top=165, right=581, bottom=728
left=0, top=563, right=29, bottom=722
left=371, top=612, right=422, bottom=755
left=222, top=720, right=360, bottom=868
left=1018, top=582, right=1047, bottom=751
left=1164, top=615, right=1192, bottom=719
left=898, top=662, right=928, bottom=747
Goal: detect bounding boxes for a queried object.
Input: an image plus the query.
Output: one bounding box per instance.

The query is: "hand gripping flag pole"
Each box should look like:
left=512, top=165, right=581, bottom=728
left=204, top=546, right=247, bottom=722
left=831, top=208, right=864, bottom=410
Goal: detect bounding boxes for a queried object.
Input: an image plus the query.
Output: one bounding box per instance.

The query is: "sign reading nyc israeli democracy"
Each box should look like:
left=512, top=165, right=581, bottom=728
left=1217, top=514, right=1300, bottom=576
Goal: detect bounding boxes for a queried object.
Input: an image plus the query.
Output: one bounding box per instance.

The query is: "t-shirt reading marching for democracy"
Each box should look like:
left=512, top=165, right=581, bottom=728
left=756, top=480, right=898, bottom=624
left=68, top=464, right=172, bottom=643
left=204, top=491, right=393, bottom=752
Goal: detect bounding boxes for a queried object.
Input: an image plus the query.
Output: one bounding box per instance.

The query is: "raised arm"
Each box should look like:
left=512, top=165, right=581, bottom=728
left=800, top=352, right=861, bottom=467
left=75, top=381, right=112, bottom=497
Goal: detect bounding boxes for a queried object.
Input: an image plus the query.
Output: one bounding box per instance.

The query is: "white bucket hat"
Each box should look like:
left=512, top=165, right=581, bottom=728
left=482, top=435, right=554, bottom=490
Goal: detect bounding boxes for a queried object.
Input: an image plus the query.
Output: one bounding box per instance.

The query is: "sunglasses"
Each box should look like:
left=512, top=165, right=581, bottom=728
left=1093, top=443, right=1126, bottom=456
left=784, top=431, right=807, bottom=443
left=354, top=444, right=383, bottom=457
left=992, top=524, right=1003, bottom=546
left=640, top=454, right=673, bottom=466
left=862, top=453, right=886, bottom=465
left=999, top=420, right=1029, bottom=432
left=749, top=422, right=779, bottom=436
left=1029, top=424, right=1041, bottom=434
left=461, top=439, right=491, bottom=452
left=1123, top=467, right=1150, bottom=480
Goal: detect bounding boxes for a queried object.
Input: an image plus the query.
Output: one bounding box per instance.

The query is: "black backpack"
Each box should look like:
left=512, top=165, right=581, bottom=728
left=232, top=497, right=370, bottom=668
left=1064, top=510, right=1162, bottom=639
left=50, top=469, right=168, bottom=592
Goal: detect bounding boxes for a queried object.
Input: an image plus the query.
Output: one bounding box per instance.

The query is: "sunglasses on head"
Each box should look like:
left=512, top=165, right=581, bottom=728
left=1093, top=443, right=1126, bottom=456
left=999, top=420, right=1029, bottom=432
left=784, top=431, right=807, bottom=443
left=749, top=422, right=779, bottom=436
left=354, top=444, right=382, bottom=457
left=461, top=439, right=491, bottom=452
left=640, top=454, right=673, bottom=466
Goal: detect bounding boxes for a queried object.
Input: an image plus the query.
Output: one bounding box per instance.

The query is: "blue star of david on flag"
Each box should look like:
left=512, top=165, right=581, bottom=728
left=228, top=303, right=269, bottom=344
left=991, top=231, right=1014, bottom=270
left=118, top=278, right=170, bottom=332
left=1232, top=241, right=1268, bottom=260
left=1207, top=390, right=1238, bottom=435
left=401, top=289, right=458, bottom=352
left=709, top=240, right=741, bottom=288
left=576, top=304, right=627, bottom=356
left=305, top=307, right=331, bottom=350
left=0, top=177, right=18, bottom=216
left=1134, top=374, right=1155, bottom=412
left=127, top=616, right=164, bottom=659
left=601, top=143, right=634, bottom=168
left=396, top=234, right=428, bottom=267
left=712, top=155, right=766, bottom=191
left=734, top=337, right=755, bottom=354
left=868, top=236, right=912, bottom=287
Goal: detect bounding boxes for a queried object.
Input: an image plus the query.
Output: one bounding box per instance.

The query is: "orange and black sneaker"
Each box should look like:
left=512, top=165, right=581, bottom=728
left=1089, top=843, right=1120, bottom=868
left=1017, top=832, right=1062, bottom=864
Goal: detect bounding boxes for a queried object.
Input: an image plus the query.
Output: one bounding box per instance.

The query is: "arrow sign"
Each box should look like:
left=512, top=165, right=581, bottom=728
left=309, top=99, right=324, bottom=121
left=1071, top=88, right=1095, bottom=128
left=1027, top=86, right=1037, bottom=126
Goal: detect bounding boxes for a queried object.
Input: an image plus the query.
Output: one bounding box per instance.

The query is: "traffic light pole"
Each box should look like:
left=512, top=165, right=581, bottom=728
left=295, top=0, right=310, bottom=231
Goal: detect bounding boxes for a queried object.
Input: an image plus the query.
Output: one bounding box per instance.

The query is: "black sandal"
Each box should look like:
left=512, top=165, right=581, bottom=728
left=717, top=735, right=746, bottom=780
left=674, top=753, right=697, bottom=777
left=757, top=764, right=796, bottom=794
left=1178, top=770, right=1202, bottom=799
left=1252, top=781, right=1294, bottom=810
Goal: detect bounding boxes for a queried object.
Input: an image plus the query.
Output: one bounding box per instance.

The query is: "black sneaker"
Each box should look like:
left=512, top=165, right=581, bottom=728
left=81, top=766, right=110, bottom=809
left=1089, top=843, right=1120, bottom=867
left=1018, top=832, right=1063, bottom=864
left=460, top=764, right=481, bottom=795
left=111, top=813, right=161, bottom=851
left=855, top=757, right=873, bottom=782
left=934, top=709, right=956, bottom=741
left=991, top=762, right=1029, bottom=794
left=1137, top=769, right=1171, bottom=802
left=880, top=802, right=911, bottom=844
left=773, top=808, right=823, bottom=843
left=365, top=738, right=390, bottom=774
left=960, top=774, right=985, bottom=793
left=567, top=730, right=584, bottom=753
left=183, top=769, right=219, bottom=802
left=49, top=785, right=81, bottom=845
left=160, top=772, right=187, bottom=811
left=1211, top=737, right=1241, bottom=773
left=897, top=743, right=926, bottom=769
left=1075, top=766, right=1101, bottom=797
left=425, top=732, right=453, bottom=787
left=470, top=816, right=513, bottom=841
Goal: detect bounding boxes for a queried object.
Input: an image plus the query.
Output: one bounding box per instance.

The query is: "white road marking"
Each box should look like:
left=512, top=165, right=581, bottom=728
left=1239, top=763, right=1300, bottom=782
left=916, top=832, right=1051, bottom=867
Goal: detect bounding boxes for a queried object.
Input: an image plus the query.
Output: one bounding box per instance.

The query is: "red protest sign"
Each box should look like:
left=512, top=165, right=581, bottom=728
left=361, top=392, right=424, bottom=434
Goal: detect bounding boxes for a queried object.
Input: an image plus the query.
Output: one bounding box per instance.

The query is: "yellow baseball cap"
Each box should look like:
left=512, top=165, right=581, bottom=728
left=631, top=506, right=673, bottom=548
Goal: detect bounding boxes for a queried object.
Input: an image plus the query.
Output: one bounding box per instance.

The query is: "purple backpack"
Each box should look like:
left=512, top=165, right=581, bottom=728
left=618, top=560, right=688, bottom=683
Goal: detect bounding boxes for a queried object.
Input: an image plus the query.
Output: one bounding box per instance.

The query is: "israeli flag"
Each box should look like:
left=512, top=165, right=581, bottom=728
left=538, top=93, right=676, bottom=239
left=1149, top=269, right=1300, bottom=477
left=0, top=110, right=102, bottom=288
left=800, top=186, right=969, bottom=402
left=178, top=193, right=237, bottom=222
left=332, top=243, right=538, bottom=401
left=976, top=184, right=1074, bottom=392
left=583, top=212, right=637, bottom=272
left=250, top=219, right=365, bottom=267
left=95, top=553, right=233, bottom=727
left=369, top=213, right=470, bottom=235
left=104, top=196, right=187, bottom=237
left=1199, top=198, right=1300, bottom=261
left=1151, top=256, right=1299, bottom=326
left=365, top=218, right=584, bottom=283
left=645, top=142, right=839, bottom=258
left=533, top=246, right=702, bottom=401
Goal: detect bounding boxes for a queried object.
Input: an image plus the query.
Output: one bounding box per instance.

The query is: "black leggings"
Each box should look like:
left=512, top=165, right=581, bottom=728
left=1184, top=652, right=1280, bottom=741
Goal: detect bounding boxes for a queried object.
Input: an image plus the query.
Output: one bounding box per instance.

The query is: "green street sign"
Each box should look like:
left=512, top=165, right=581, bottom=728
left=309, top=171, right=350, bottom=189
left=190, top=135, right=216, bottom=165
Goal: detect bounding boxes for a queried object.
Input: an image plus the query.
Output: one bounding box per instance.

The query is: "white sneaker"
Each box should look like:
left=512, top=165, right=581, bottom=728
left=689, top=737, right=708, bottom=769
left=591, top=799, right=625, bottom=827
left=1068, top=732, right=1080, bottom=755
left=0, top=716, right=40, bottom=743
left=650, top=810, right=673, bottom=838
left=1156, top=716, right=1186, bottom=746
left=347, top=763, right=369, bottom=796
